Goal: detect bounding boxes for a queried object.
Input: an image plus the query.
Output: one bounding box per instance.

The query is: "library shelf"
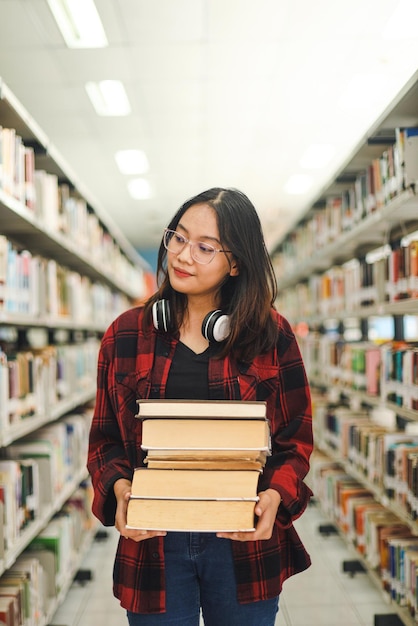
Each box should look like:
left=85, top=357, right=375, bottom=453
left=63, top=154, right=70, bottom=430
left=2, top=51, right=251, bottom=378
left=0, top=78, right=152, bottom=624
left=274, top=71, right=418, bottom=626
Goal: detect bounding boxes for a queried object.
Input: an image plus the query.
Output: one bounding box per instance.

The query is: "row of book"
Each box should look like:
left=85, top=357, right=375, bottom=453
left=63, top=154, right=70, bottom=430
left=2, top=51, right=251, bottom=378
left=276, top=234, right=418, bottom=321
left=0, top=480, right=95, bottom=626
left=272, top=127, right=418, bottom=276
left=321, top=129, right=417, bottom=239
left=0, top=126, right=144, bottom=293
left=127, top=400, right=271, bottom=532
left=312, top=451, right=418, bottom=619
left=0, top=410, right=92, bottom=554
left=0, top=234, right=132, bottom=326
left=302, top=336, right=418, bottom=411
left=0, top=127, right=35, bottom=212
left=313, top=399, right=418, bottom=521
left=0, top=341, right=98, bottom=434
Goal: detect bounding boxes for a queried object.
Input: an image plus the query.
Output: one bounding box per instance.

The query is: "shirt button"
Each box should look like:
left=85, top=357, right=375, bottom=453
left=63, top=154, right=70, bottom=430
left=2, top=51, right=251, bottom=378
left=152, top=552, right=159, bottom=559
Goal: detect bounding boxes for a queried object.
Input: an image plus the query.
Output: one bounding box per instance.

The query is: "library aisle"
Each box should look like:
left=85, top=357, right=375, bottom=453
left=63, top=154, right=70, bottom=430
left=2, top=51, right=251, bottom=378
left=50, top=500, right=397, bottom=626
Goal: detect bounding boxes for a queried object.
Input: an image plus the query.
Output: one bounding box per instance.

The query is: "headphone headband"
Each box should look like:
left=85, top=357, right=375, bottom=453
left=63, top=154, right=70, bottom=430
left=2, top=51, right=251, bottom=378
left=152, top=300, right=230, bottom=343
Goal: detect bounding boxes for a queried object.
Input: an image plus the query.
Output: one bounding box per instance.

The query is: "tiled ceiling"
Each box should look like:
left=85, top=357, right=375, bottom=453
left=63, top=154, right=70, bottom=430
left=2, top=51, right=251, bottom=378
left=0, top=0, right=417, bottom=255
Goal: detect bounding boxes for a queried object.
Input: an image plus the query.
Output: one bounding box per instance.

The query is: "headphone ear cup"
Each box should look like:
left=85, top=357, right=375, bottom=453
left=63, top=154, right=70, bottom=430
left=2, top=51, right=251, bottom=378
left=201, top=310, right=230, bottom=342
left=152, top=299, right=171, bottom=332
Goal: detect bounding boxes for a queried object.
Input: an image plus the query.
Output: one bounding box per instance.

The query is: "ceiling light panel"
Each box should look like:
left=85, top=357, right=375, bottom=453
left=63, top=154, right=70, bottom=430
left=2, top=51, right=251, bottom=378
left=128, top=178, right=152, bottom=200
left=382, top=0, right=418, bottom=39
left=85, top=81, right=131, bottom=116
left=115, top=150, right=149, bottom=175
left=47, top=0, right=108, bottom=48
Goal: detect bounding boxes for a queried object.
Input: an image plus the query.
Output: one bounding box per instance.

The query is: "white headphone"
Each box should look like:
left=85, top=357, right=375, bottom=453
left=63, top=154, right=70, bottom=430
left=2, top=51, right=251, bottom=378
left=152, top=300, right=230, bottom=342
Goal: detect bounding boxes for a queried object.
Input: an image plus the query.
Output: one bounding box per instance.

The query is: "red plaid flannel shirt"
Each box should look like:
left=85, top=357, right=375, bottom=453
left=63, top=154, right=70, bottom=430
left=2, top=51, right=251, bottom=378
left=87, top=306, right=313, bottom=613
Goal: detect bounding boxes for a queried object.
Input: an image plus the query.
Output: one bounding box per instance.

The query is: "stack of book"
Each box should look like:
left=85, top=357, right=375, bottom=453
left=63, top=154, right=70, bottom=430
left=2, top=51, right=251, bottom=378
left=126, top=399, right=271, bottom=532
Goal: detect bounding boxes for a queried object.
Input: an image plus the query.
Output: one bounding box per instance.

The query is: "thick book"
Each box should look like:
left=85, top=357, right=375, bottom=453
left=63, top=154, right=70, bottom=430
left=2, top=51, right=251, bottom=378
left=126, top=498, right=257, bottom=532
left=135, top=399, right=267, bottom=419
left=130, top=467, right=261, bottom=500
left=140, top=418, right=271, bottom=452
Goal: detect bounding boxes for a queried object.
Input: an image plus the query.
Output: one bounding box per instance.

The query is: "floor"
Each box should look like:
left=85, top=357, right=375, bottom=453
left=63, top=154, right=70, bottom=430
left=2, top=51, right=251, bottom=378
left=49, top=500, right=405, bottom=626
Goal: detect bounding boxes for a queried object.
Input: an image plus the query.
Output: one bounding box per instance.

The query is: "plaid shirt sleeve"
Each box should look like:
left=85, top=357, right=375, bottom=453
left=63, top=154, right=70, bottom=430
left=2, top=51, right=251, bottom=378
left=260, top=311, right=313, bottom=528
left=87, top=319, right=133, bottom=526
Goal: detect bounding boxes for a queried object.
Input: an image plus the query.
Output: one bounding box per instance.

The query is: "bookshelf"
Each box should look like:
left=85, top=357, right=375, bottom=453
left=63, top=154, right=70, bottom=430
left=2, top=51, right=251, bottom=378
left=271, top=72, right=418, bottom=625
left=0, top=78, right=153, bottom=624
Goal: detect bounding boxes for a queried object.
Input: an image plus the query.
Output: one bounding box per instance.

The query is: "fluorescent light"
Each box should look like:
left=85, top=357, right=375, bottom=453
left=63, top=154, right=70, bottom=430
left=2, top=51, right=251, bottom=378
left=382, top=0, right=418, bottom=39
left=115, top=150, right=149, bottom=175
left=128, top=178, right=152, bottom=200
left=284, top=174, right=313, bottom=195
left=47, top=0, right=108, bottom=48
left=85, top=81, right=131, bottom=116
left=299, top=143, right=335, bottom=169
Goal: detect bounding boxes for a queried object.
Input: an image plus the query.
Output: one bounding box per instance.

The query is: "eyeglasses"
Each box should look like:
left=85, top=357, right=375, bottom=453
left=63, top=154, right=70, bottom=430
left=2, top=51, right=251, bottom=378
left=163, top=229, right=231, bottom=265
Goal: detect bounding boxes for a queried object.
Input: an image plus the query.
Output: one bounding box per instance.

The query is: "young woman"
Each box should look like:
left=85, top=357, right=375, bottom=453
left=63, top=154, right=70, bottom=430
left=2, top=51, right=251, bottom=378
left=87, top=187, right=313, bottom=626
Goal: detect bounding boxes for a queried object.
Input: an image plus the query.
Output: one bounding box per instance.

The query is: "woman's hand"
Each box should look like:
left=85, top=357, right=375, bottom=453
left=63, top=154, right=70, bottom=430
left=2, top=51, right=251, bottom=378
left=216, top=488, right=281, bottom=542
left=114, top=478, right=167, bottom=542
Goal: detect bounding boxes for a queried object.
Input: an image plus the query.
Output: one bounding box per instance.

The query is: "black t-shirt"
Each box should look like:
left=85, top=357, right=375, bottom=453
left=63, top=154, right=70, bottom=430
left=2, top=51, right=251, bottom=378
left=165, top=341, right=219, bottom=400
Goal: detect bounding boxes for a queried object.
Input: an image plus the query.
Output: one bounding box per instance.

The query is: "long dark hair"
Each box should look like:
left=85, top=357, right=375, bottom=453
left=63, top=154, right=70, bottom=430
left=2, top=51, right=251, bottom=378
left=144, top=187, right=278, bottom=362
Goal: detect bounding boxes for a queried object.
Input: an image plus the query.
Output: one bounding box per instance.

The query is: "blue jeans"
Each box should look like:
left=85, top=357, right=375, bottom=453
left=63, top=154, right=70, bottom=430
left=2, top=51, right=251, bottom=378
left=127, top=532, right=279, bottom=626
